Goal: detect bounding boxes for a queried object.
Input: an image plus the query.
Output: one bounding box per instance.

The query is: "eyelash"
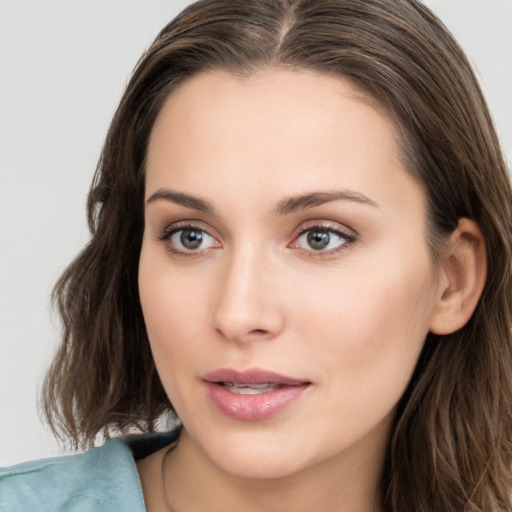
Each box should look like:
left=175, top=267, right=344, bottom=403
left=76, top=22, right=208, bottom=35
left=158, top=222, right=219, bottom=258
left=157, top=221, right=357, bottom=258
left=291, top=223, right=357, bottom=258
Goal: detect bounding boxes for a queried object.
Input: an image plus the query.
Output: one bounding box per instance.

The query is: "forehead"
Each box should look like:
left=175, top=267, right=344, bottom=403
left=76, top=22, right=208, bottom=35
left=148, top=68, right=392, bottom=155
left=145, top=68, right=422, bottom=214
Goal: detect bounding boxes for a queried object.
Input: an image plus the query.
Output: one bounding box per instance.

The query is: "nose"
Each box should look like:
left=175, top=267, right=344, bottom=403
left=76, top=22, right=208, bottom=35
left=210, top=246, right=285, bottom=344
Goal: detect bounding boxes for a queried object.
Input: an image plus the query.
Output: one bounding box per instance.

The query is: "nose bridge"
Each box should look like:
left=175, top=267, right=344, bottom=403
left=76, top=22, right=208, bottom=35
left=211, top=240, right=284, bottom=342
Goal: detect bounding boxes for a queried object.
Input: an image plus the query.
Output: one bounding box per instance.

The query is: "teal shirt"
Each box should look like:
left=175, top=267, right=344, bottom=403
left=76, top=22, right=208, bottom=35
left=0, top=432, right=178, bottom=512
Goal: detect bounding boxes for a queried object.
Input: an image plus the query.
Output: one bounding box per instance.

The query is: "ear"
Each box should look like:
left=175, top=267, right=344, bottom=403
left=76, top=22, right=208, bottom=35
left=429, top=218, right=487, bottom=335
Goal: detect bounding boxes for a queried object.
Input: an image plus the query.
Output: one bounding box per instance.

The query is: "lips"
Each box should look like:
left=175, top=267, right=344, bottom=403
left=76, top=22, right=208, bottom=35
left=202, top=368, right=310, bottom=421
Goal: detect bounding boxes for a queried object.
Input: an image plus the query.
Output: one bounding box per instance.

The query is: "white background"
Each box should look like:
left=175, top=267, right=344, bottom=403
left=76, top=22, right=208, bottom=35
left=1, top=0, right=511, bottom=466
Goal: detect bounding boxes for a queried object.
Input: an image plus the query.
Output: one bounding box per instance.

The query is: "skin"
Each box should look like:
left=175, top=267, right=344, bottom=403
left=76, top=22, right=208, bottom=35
left=137, top=68, right=481, bottom=512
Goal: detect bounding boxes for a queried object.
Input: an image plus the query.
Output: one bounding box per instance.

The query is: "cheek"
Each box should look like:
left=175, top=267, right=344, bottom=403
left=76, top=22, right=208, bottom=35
left=294, top=244, right=437, bottom=391
left=285, top=251, right=437, bottom=452
left=139, top=268, right=208, bottom=421
left=138, top=246, right=207, bottom=374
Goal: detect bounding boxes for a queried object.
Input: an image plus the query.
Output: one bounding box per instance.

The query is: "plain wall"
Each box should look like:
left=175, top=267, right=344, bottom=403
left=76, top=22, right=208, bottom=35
left=1, top=0, right=511, bottom=466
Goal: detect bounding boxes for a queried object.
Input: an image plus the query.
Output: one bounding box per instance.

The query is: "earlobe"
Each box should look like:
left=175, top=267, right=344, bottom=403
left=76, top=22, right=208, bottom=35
left=429, top=218, right=487, bottom=335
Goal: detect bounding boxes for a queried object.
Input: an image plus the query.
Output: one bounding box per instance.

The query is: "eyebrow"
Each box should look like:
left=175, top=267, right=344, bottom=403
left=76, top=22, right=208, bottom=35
left=146, top=189, right=214, bottom=213
left=274, top=190, right=378, bottom=215
left=145, top=188, right=378, bottom=214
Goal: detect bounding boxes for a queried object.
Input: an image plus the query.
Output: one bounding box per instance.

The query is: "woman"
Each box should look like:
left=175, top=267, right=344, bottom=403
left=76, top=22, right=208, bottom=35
left=1, top=0, right=511, bottom=510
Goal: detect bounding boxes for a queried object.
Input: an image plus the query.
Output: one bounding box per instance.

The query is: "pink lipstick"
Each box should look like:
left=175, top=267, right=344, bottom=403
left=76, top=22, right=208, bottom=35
left=202, top=368, right=310, bottom=421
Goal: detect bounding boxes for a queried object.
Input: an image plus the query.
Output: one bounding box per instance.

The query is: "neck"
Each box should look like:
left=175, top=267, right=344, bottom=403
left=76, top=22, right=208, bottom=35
left=161, top=429, right=386, bottom=512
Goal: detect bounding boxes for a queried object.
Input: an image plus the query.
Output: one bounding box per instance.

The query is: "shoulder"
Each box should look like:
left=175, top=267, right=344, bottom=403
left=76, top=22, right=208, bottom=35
left=0, top=432, right=177, bottom=512
left=0, top=439, right=141, bottom=512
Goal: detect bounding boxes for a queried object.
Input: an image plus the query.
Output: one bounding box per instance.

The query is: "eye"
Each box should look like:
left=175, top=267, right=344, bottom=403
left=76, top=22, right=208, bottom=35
left=159, top=224, right=220, bottom=255
left=291, top=224, right=356, bottom=255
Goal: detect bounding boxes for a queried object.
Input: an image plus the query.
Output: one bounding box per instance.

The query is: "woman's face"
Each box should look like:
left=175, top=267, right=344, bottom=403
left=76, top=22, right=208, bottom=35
left=139, top=68, right=442, bottom=480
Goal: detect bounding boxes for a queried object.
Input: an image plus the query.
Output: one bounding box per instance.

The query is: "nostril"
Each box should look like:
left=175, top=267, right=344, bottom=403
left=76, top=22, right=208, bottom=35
left=249, top=329, right=268, bottom=335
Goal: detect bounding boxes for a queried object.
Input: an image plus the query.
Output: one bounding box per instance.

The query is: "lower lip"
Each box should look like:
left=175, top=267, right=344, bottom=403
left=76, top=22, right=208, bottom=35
left=204, top=382, right=309, bottom=421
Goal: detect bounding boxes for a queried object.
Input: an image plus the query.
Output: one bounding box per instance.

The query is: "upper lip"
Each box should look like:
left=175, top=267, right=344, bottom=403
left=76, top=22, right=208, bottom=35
left=203, top=368, right=309, bottom=386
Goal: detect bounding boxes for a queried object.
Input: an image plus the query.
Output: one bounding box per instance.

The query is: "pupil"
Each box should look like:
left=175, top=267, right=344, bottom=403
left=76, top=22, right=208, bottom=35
left=307, top=230, right=330, bottom=250
left=181, top=229, right=203, bottom=249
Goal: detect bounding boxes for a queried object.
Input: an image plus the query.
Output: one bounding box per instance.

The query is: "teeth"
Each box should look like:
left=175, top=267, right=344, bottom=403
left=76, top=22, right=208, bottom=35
left=223, top=382, right=280, bottom=395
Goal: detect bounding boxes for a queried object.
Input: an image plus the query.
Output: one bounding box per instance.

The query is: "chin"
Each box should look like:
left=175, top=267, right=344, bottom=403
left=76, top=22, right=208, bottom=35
left=192, top=427, right=318, bottom=481
left=213, top=450, right=307, bottom=481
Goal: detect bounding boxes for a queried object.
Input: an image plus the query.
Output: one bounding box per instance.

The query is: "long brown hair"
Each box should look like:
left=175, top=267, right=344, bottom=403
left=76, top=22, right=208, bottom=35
left=43, top=1, right=512, bottom=510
